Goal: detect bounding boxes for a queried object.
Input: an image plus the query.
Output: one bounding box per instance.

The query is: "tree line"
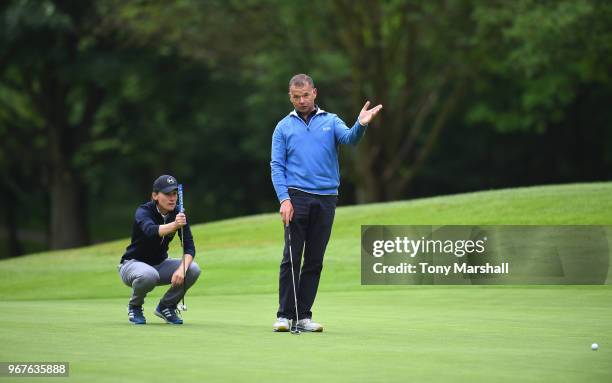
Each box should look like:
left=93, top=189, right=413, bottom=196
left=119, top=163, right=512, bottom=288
left=1, top=0, right=610, bottom=257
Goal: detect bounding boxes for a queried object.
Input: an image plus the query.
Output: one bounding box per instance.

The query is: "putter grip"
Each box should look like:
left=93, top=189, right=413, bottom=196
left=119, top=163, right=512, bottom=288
left=178, top=184, right=184, bottom=213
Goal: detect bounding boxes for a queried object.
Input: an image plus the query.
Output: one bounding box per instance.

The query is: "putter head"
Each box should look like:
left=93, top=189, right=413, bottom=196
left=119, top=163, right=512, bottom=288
left=290, top=322, right=301, bottom=335
left=177, top=303, right=187, bottom=311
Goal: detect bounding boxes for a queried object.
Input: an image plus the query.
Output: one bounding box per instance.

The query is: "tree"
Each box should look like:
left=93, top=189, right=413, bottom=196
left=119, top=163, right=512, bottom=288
left=0, top=0, right=134, bottom=249
left=322, top=0, right=476, bottom=201
left=466, top=0, right=612, bottom=183
left=469, top=0, right=612, bottom=133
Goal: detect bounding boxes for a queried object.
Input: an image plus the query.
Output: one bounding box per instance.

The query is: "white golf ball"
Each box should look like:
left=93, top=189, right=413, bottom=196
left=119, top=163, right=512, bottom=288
left=591, top=343, right=599, bottom=351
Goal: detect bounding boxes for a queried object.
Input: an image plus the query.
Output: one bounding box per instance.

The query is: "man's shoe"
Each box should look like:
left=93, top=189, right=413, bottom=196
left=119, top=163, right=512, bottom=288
left=154, top=304, right=183, bottom=325
left=296, top=318, right=323, bottom=332
left=273, top=317, right=290, bottom=332
left=128, top=305, right=146, bottom=325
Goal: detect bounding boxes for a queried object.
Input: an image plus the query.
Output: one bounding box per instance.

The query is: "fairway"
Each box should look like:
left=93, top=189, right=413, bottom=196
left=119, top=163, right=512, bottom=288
left=1, top=183, right=611, bottom=382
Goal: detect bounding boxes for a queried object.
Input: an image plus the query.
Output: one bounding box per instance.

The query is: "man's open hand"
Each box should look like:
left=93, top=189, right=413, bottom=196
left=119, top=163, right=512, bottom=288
left=358, top=101, right=383, bottom=126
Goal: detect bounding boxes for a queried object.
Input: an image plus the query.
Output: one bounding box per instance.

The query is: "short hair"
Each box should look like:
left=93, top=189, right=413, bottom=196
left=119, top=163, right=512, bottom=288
left=289, top=74, right=314, bottom=89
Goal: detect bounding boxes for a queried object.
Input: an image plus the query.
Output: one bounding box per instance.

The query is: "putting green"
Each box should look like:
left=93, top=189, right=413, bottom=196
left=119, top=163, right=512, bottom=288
left=1, top=182, right=611, bottom=382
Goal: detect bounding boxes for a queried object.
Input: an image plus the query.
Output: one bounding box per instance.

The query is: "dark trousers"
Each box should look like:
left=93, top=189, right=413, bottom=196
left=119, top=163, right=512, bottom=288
left=277, top=189, right=337, bottom=319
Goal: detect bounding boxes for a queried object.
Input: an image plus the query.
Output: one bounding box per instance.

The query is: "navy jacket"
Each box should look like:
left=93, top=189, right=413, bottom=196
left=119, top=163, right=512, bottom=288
left=121, top=201, right=196, bottom=266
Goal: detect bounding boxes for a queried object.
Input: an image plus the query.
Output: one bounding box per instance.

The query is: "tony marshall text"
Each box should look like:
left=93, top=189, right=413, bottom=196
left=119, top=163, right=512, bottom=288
left=372, top=262, right=509, bottom=275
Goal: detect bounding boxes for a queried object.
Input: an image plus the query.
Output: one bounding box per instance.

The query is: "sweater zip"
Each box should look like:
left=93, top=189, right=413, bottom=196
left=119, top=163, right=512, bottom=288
left=295, top=114, right=316, bottom=131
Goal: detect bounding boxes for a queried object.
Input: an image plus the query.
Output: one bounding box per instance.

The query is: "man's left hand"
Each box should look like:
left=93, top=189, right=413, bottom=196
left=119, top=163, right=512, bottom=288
left=358, top=101, right=383, bottom=126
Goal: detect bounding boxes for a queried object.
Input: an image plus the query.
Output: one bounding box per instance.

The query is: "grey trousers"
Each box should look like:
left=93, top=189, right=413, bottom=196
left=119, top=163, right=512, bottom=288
left=118, top=258, right=201, bottom=307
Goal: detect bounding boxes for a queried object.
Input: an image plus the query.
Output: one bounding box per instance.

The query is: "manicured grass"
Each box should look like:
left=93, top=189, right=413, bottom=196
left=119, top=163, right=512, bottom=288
left=0, top=182, right=611, bottom=382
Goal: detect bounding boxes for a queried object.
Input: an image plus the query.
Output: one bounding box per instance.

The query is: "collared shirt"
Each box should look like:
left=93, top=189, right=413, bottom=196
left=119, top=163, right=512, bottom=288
left=298, top=106, right=319, bottom=125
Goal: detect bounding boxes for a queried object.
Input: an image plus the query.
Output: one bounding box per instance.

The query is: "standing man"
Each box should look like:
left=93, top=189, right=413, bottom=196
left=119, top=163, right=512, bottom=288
left=270, top=74, right=382, bottom=332
left=118, top=174, right=201, bottom=325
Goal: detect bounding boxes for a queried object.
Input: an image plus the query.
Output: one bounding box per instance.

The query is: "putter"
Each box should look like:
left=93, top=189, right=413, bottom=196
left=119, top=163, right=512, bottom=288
left=286, top=223, right=301, bottom=335
left=177, top=184, right=187, bottom=312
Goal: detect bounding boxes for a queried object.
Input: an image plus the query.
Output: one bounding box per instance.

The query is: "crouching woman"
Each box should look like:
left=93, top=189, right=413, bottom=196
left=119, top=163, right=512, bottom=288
left=118, top=174, right=201, bottom=325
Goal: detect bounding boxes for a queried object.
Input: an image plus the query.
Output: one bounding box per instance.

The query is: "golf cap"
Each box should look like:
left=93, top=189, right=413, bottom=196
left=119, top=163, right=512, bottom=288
left=153, top=175, right=179, bottom=193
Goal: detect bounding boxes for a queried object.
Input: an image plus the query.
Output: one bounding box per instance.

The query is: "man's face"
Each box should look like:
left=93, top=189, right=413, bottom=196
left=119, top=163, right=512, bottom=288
left=153, top=190, right=178, bottom=213
left=289, top=84, right=317, bottom=115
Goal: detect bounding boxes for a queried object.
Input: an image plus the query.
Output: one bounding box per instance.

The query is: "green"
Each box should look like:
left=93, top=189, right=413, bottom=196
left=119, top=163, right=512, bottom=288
left=1, top=182, right=611, bottom=382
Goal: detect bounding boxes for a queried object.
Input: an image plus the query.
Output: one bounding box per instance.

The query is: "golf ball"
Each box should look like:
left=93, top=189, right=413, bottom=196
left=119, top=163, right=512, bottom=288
left=591, top=343, right=599, bottom=351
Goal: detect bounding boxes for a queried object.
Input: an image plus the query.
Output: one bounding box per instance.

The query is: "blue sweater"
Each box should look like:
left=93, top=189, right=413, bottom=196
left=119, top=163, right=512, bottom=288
left=271, top=108, right=367, bottom=202
left=121, top=201, right=196, bottom=266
